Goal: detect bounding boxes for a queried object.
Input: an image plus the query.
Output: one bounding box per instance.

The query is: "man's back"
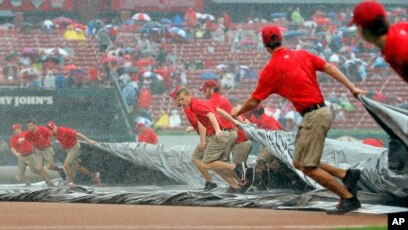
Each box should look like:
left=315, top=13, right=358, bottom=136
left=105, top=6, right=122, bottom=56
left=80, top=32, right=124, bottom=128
left=382, top=22, right=408, bottom=81
left=253, top=47, right=326, bottom=113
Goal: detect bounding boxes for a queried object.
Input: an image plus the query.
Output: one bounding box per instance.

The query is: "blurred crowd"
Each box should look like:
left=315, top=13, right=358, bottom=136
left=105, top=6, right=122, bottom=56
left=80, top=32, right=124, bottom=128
left=1, top=4, right=407, bottom=130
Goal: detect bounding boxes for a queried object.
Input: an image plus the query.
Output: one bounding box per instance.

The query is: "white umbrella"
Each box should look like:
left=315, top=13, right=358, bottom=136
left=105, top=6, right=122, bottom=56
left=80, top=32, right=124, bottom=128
left=155, top=73, right=163, bottom=81
left=303, top=20, right=317, bottom=28
left=44, top=48, right=69, bottom=56
left=43, top=20, right=54, bottom=27
left=216, top=64, right=227, bottom=70
left=347, top=26, right=357, bottom=33
left=19, top=68, right=40, bottom=76
left=170, top=27, right=186, bottom=38
left=132, top=13, right=151, bottom=21
left=196, top=13, right=215, bottom=21
left=142, top=71, right=155, bottom=78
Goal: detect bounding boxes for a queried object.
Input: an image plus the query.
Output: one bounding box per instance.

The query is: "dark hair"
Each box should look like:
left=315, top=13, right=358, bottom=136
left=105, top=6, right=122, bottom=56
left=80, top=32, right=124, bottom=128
left=265, top=40, right=282, bottom=49
left=253, top=107, right=265, bottom=118
left=213, top=86, right=220, bottom=92
left=27, top=119, right=37, bottom=124
left=365, top=16, right=389, bottom=36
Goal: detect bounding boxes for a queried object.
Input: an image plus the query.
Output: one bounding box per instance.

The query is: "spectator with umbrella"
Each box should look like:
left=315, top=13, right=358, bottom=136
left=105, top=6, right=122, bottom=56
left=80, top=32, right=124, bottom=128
left=132, top=13, right=152, bottom=22
left=53, top=16, right=73, bottom=29
left=96, top=28, right=112, bottom=52
left=42, top=19, right=55, bottom=34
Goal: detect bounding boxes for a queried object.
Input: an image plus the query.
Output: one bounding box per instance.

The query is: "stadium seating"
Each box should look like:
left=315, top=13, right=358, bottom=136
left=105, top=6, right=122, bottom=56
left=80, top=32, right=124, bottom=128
left=1, top=25, right=404, bottom=131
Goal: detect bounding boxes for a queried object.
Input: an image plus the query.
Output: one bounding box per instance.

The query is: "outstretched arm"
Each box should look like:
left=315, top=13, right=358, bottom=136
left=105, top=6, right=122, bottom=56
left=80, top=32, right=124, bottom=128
left=10, top=148, right=21, bottom=158
left=216, top=107, right=241, bottom=126
left=77, top=132, right=97, bottom=145
left=323, top=63, right=366, bottom=97
left=231, top=97, right=260, bottom=117
left=197, top=121, right=206, bottom=150
left=207, top=112, right=223, bottom=138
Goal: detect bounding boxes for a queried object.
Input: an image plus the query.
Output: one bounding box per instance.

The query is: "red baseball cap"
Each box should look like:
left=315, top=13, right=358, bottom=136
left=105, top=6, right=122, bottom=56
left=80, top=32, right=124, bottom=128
left=261, top=25, right=282, bottom=44
left=47, top=121, right=56, bottom=130
left=349, top=1, right=386, bottom=28
left=12, top=123, right=21, bottom=130
left=169, top=86, right=181, bottom=98
left=199, top=80, right=218, bottom=91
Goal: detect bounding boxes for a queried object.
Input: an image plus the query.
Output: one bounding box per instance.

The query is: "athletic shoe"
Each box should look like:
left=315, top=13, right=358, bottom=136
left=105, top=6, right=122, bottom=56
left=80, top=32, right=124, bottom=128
left=58, top=168, right=67, bottom=181
left=234, top=162, right=247, bottom=180
left=326, top=196, right=361, bottom=215
left=342, top=169, right=361, bottom=196
left=203, top=182, right=217, bottom=192
left=93, top=172, right=101, bottom=186
left=226, top=186, right=244, bottom=194
left=68, top=182, right=75, bottom=189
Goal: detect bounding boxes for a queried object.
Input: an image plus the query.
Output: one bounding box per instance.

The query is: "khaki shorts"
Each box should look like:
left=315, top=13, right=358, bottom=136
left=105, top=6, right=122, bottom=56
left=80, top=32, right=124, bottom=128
left=257, top=145, right=281, bottom=171
left=34, top=146, right=55, bottom=166
left=18, top=154, right=37, bottom=176
left=293, top=107, right=332, bottom=167
left=191, top=137, right=208, bottom=160
left=201, top=130, right=237, bottom=164
left=231, top=140, right=252, bottom=163
left=65, top=143, right=81, bottom=164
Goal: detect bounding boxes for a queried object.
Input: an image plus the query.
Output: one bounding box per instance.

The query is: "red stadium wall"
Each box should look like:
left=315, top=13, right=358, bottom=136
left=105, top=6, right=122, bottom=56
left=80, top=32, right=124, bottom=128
left=0, top=0, right=74, bottom=12
left=111, top=0, right=204, bottom=12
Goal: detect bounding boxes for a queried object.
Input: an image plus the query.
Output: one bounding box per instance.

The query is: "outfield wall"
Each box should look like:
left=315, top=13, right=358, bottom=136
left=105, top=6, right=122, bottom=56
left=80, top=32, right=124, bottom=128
left=0, top=88, right=134, bottom=142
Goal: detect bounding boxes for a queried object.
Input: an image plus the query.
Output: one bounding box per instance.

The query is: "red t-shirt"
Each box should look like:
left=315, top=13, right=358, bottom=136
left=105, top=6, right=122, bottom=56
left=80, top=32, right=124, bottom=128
left=189, top=97, right=225, bottom=136
left=10, top=132, right=33, bottom=156
left=138, top=128, right=158, bottom=144
left=208, top=93, right=236, bottom=129
left=224, top=14, right=231, bottom=29
left=382, top=22, right=408, bottom=82
left=259, top=114, right=284, bottom=130
left=24, top=126, right=52, bottom=149
left=235, top=129, right=248, bottom=144
left=184, top=9, right=197, bottom=27
left=251, top=114, right=283, bottom=130
left=53, top=127, right=78, bottom=149
left=138, top=88, right=152, bottom=110
left=89, top=68, right=98, bottom=81
left=184, top=106, right=199, bottom=133
left=252, top=48, right=326, bottom=113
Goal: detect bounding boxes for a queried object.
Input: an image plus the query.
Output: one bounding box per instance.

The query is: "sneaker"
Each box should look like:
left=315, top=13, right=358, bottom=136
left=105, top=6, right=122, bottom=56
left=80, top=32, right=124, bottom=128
left=226, top=186, right=244, bottom=194
left=234, top=162, right=247, bottom=180
left=241, top=168, right=255, bottom=192
left=68, top=182, right=75, bottom=189
left=342, top=169, right=361, bottom=196
left=58, top=168, right=67, bottom=181
left=203, top=182, right=217, bottom=191
left=93, top=172, right=101, bottom=186
left=326, top=197, right=361, bottom=215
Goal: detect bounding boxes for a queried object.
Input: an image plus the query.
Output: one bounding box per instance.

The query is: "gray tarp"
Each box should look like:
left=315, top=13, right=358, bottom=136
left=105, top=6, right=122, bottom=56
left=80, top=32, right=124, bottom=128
left=93, top=142, right=229, bottom=186
left=94, top=126, right=407, bottom=198
left=1, top=96, right=408, bottom=213
left=360, top=96, right=408, bottom=147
